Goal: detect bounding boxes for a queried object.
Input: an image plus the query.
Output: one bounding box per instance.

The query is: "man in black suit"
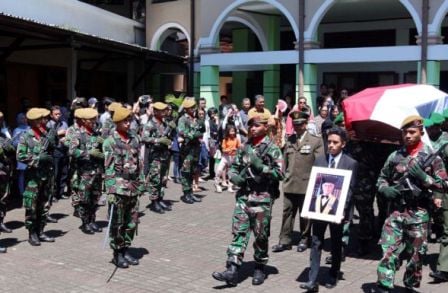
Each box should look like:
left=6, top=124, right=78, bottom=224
left=309, top=177, right=339, bottom=215
left=300, top=127, right=358, bottom=292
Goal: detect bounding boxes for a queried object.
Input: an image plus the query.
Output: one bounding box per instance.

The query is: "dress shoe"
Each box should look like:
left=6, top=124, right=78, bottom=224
left=252, top=264, right=266, bottom=285
left=89, top=222, right=103, bottom=233
left=429, top=270, right=448, bottom=282
left=113, top=249, right=129, bottom=269
left=212, top=263, right=238, bottom=287
left=124, top=249, right=139, bottom=265
left=159, top=200, right=172, bottom=211
left=149, top=201, right=165, bottom=214
left=181, top=194, right=195, bottom=204
left=46, top=215, right=58, bottom=223
left=324, top=276, right=338, bottom=289
left=39, top=232, right=55, bottom=242
left=28, top=231, right=41, bottom=246
left=299, top=282, right=319, bottom=292
left=0, top=246, right=7, bottom=253
left=272, top=243, right=292, bottom=253
left=190, top=194, right=202, bottom=202
left=297, top=242, right=308, bottom=252
left=0, top=222, right=12, bottom=233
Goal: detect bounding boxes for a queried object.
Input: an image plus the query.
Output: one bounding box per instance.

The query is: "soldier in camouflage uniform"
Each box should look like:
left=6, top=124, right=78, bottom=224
left=17, top=108, right=56, bottom=246
left=103, top=106, right=145, bottom=268
left=141, top=102, right=174, bottom=214
left=376, top=115, right=447, bottom=293
left=101, top=102, right=121, bottom=139
left=0, top=122, right=15, bottom=252
left=177, top=99, right=204, bottom=204
left=212, top=111, right=284, bottom=287
left=68, top=108, right=104, bottom=234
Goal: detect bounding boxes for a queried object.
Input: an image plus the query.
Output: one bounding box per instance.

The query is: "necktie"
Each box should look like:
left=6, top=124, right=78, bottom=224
left=330, top=157, right=335, bottom=168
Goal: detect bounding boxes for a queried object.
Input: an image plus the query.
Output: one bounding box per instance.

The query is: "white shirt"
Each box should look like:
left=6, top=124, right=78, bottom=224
left=328, top=152, right=343, bottom=168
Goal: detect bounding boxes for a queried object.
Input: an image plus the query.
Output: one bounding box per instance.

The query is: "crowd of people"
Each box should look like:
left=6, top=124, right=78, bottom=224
left=0, top=89, right=448, bottom=293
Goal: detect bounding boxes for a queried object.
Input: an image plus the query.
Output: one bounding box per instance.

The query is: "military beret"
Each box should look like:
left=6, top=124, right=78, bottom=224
left=26, top=108, right=43, bottom=120
left=78, top=108, right=98, bottom=120
left=112, top=106, right=132, bottom=123
left=38, top=108, right=51, bottom=117
left=289, top=111, right=309, bottom=125
left=333, top=113, right=344, bottom=125
left=0, top=111, right=3, bottom=118
left=248, top=110, right=271, bottom=124
left=400, top=115, right=423, bottom=130
left=108, top=102, right=122, bottom=112
left=443, top=108, right=448, bottom=119
left=182, top=99, right=196, bottom=109
left=73, top=108, right=82, bottom=119
left=430, top=112, right=444, bottom=125
left=153, top=102, right=168, bottom=111
left=423, top=118, right=434, bottom=128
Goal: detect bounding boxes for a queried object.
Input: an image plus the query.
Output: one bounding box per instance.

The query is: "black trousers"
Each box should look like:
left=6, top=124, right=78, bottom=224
left=53, top=155, right=68, bottom=201
left=308, top=220, right=343, bottom=283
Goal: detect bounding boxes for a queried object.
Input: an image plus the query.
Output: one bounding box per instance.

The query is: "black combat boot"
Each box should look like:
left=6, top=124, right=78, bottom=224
left=181, top=194, right=195, bottom=204
left=0, top=245, right=7, bottom=253
left=113, top=249, right=129, bottom=269
left=190, top=194, right=202, bottom=202
left=212, top=262, right=239, bottom=287
left=252, top=263, right=266, bottom=285
left=46, top=214, right=58, bottom=223
left=81, top=222, right=95, bottom=234
left=159, top=199, right=172, bottom=211
left=149, top=200, right=165, bottom=214
left=89, top=214, right=102, bottom=232
left=0, top=218, right=12, bottom=233
left=39, top=230, right=55, bottom=242
left=28, top=230, right=41, bottom=246
left=123, top=248, right=139, bottom=265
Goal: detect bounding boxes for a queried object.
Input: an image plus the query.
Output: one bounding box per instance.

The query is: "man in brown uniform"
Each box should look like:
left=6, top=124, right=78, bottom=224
left=272, top=111, right=324, bottom=253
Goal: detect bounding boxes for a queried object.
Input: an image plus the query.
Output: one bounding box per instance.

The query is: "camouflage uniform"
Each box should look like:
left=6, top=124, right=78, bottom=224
left=101, top=118, right=115, bottom=139
left=225, top=136, right=284, bottom=266
left=103, top=130, right=145, bottom=250
left=141, top=117, right=172, bottom=201
left=177, top=113, right=203, bottom=196
left=68, top=127, right=103, bottom=228
left=0, top=136, right=15, bottom=226
left=64, top=123, right=81, bottom=201
left=17, top=128, right=56, bottom=233
left=376, top=144, right=447, bottom=289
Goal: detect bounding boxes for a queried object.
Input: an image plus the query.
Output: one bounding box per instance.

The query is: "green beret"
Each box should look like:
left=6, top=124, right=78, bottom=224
left=423, top=118, right=434, bottom=128
left=430, top=112, right=445, bottom=125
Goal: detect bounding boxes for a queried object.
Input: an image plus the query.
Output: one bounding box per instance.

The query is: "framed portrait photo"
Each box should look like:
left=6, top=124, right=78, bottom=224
left=301, top=167, right=353, bottom=224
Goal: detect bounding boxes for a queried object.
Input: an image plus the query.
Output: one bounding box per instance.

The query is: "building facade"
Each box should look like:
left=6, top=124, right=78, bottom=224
left=146, top=0, right=448, bottom=111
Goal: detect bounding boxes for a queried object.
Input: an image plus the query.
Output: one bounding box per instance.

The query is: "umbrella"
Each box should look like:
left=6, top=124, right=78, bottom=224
left=342, top=84, right=448, bottom=143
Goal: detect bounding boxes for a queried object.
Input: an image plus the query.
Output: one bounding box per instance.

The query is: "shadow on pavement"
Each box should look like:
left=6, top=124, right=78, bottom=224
left=96, top=220, right=108, bottom=229
left=0, top=237, right=23, bottom=248
left=361, top=282, right=377, bottom=293
left=5, top=220, right=24, bottom=230
left=49, top=213, right=69, bottom=220
left=128, top=247, right=149, bottom=260
left=45, top=229, right=68, bottom=239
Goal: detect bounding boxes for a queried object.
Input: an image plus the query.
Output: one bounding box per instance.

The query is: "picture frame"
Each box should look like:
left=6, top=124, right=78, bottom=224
left=301, top=167, right=353, bottom=224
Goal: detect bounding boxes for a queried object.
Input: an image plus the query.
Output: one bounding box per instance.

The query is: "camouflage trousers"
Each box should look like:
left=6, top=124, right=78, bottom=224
left=377, top=208, right=429, bottom=289
left=179, top=146, right=199, bottom=194
left=227, top=196, right=273, bottom=266
left=23, top=175, right=51, bottom=231
left=0, top=177, right=11, bottom=220
left=108, top=194, right=139, bottom=250
left=147, top=158, right=169, bottom=201
left=73, top=172, right=102, bottom=224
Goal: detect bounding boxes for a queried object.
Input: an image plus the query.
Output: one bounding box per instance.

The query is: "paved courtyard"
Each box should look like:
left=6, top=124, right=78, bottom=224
left=0, top=179, right=446, bottom=293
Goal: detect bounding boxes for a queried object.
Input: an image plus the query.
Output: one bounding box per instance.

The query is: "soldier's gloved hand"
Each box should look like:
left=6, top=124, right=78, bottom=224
left=229, top=175, right=245, bottom=187
left=409, top=164, right=427, bottom=182
left=95, top=137, right=104, bottom=145
left=89, top=148, right=105, bottom=160
left=168, top=121, right=176, bottom=129
left=379, top=186, right=400, bottom=199
left=249, top=154, right=265, bottom=173
left=158, top=137, right=172, bottom=147
left=38, top=152, right=53, bottom=164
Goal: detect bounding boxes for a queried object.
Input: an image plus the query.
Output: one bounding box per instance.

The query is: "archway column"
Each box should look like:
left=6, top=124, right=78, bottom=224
left=302, top=63, right=317, bottom=112
left=263, top=15, right=280, bottom=111
left=418, top=61, right=440, bottom=87
left=232, top=28, right=252, bottom=106
left=200, top=65, right=220, bottom=107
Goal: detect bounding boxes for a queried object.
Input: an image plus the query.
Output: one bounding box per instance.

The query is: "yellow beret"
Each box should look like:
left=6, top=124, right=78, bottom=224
left=400, top=115, right=423, bottom=129
left=38, top=108, right=51, bottom=117
left=26, top=108, right=43, bottom=120
left=248, top=110, right=271, bottom=124
left=74, top=108, right=82, bottom=119
left=78, top=108, right=98, bottom=119
left=153, top=102, right=168, bottom=111
left=0, top=111, right=3, bottom=118
left=112, top=106, right=132, bottom=123
left=182, top=99, right=196, bottom=109
left=108, top=102, right=122, bottom=112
